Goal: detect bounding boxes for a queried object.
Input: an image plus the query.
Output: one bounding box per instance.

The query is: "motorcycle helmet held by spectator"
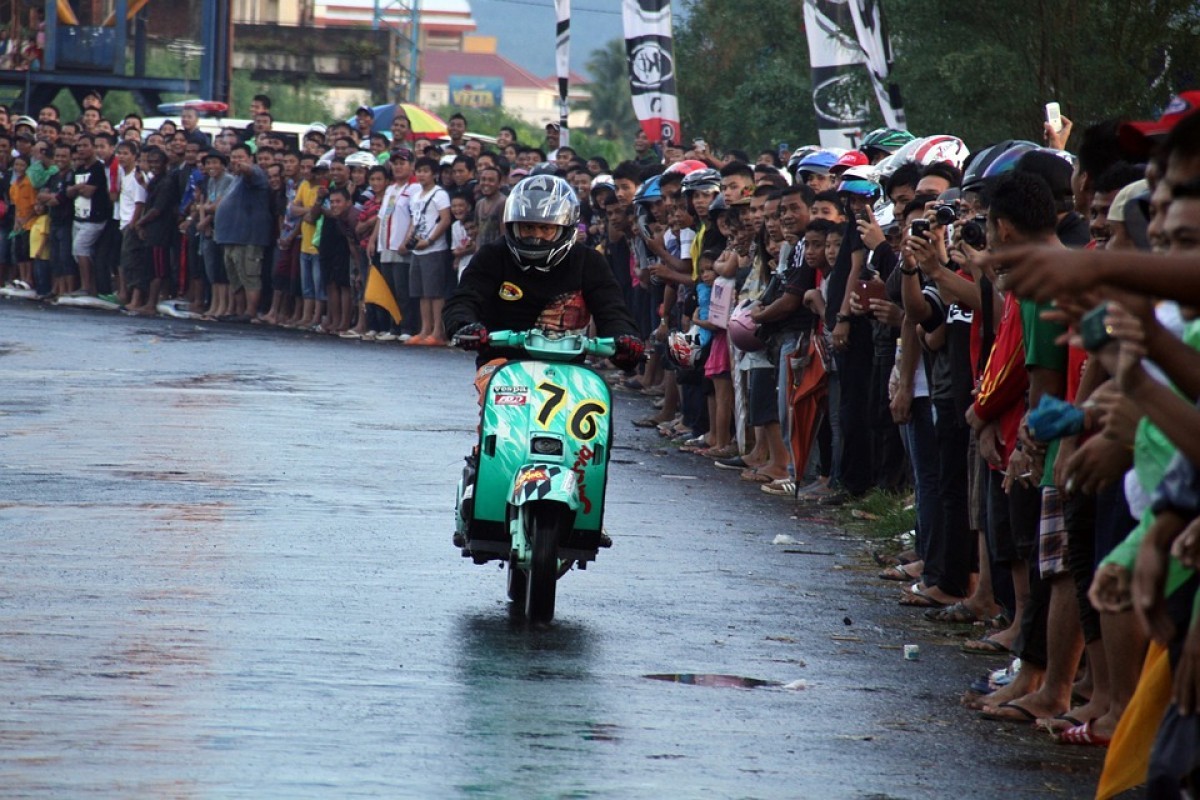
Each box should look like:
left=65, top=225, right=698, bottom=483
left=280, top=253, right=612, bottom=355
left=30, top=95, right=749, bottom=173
left=665, top=158, right=709, bottom=176
left=667, top=329, right=704, bottom=368
left=961, top=140, right=1038, bottom=192
left=681, top=167, right=721, bottom=194
left=502, top=175, right=580, bottom=272
left=910, top=134, right=971, bottom=170
left=727, top=303, right=764, bottom=352
left=860, top=128, right=916, bottom=161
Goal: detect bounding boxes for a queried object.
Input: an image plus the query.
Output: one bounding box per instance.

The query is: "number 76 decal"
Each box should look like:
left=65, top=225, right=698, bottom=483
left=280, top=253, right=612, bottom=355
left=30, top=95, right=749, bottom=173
left=536, top=381, right=607, bottom=441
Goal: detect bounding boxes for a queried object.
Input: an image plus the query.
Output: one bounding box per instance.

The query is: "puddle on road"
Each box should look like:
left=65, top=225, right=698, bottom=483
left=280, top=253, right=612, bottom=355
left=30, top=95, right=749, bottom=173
left=644, top=673, right=781, bottom=689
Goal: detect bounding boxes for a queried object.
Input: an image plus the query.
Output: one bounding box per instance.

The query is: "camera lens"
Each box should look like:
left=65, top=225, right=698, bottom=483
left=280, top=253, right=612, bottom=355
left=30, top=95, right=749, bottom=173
left=933, top=204, right=957, bottom=226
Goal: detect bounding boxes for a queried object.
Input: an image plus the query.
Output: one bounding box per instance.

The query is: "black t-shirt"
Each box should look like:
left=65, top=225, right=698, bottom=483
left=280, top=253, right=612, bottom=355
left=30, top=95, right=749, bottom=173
left=779, top=244, right=818, bottom=334
left=46, top=171, right=73, bottom=225
left=444, top=240, right=640, bottom=365
left=0, top=166, right=12, bottom=229
left=72, top=161, right=113, bottom=223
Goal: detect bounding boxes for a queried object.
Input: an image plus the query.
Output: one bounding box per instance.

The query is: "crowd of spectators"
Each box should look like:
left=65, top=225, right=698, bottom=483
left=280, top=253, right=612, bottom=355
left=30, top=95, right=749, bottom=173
left=3, top=86, right=1200, bottom=798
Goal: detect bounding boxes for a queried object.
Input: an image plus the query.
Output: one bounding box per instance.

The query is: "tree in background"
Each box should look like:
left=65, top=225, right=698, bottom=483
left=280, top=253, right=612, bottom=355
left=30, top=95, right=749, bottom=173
left=885, top=0, right=1200, bottom=149
left=578, top=39, right=638, bottom=141
left=435, top=103, right=631, bottom=165
left=675, top=0, right=1200, bottom=153
left=675, top=0, right=814, bottom=154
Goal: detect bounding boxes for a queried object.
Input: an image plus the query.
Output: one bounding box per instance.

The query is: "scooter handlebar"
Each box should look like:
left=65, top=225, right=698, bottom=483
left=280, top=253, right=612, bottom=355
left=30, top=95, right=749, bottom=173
left=485, top=330, right=617, bottom=359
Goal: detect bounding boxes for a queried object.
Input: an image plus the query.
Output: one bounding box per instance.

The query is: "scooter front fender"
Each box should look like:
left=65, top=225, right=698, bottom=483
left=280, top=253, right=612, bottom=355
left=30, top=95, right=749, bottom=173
left=509, top=464, right=582, bottom=512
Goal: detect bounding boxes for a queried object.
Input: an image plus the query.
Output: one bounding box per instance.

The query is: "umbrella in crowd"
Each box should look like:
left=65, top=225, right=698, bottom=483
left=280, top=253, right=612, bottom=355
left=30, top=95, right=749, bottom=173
left=355, top=103, right=449, bottom=140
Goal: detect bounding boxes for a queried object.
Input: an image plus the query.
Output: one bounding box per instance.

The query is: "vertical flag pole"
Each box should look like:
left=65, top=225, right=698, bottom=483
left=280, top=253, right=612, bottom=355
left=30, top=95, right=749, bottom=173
left=554, top=0, right=571, bottom=148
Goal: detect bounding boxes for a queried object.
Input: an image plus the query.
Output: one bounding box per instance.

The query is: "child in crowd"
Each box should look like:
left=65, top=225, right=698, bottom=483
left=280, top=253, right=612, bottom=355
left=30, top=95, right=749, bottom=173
left=8, top=153, right=34, bottom=289
left=450, top=193, right=475, bottom=281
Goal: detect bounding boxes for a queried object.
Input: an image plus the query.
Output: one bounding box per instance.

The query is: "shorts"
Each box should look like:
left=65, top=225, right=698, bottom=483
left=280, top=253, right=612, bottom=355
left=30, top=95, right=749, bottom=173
left=1037, top=486, right=1069, bottom=578
left=12, top=229, right=29, bottom=262
left=746, top=367, right=780, bottom=426
left=150, top=246, right=169, bottom=281
left=119, top=226, right=147, bottom=288
left=409, top=250, right=452, bottom=299
left=224, top=244, right=263, bottom=294
left=71, top=220, right=105, bottom=258
left=324, top=255, right=351, bottom=289
left=274, top=240, right=299, bottom=286
left=0, top=228, right=11, bottom=264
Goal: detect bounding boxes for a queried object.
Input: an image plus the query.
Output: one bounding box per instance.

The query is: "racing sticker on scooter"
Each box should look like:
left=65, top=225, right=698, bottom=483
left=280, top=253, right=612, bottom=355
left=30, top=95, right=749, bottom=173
left=512, top=466, right=563, bottom=503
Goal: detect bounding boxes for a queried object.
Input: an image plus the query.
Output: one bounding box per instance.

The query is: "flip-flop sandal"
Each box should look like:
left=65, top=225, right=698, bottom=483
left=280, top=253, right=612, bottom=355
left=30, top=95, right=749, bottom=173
left=924, top=601, right=981, bottom=624
left=980, top=701, right=1040, bottom=723
left=898, top=590, right=948, bottom=608
left=740, top=469, right=776, bottom=484
left=760, top=479, right=796, bottom=497
left=878, top=564, right=919, bottom=582
left=1056, top=720, right=1110, bottom=747
left=632, top=417, right=662, bottom=428
left=960, top=637, right=1010, bottom=655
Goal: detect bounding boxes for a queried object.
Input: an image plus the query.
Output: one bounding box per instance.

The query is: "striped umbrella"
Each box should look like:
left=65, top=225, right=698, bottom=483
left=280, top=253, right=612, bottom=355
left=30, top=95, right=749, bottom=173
left=360, top=103, right=449, bottom=139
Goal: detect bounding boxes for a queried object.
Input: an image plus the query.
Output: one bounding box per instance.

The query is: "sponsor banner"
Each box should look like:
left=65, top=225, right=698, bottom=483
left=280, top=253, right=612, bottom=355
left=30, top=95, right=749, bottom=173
left=622, top=0, right=680, bottom=145
left=803, top=0, right=868, bottom=149
left=448, top=75, right=503, bottom=109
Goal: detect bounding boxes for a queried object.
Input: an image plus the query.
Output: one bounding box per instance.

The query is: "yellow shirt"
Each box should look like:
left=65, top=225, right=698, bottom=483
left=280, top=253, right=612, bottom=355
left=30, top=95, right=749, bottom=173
left=297, top=180, right=320, bottom=255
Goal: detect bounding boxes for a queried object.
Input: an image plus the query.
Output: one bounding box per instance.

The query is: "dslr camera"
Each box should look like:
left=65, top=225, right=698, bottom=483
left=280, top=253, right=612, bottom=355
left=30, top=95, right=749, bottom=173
left=961, top=215, right=988, bottom=249
left=932, top=202, right=959, bottom=227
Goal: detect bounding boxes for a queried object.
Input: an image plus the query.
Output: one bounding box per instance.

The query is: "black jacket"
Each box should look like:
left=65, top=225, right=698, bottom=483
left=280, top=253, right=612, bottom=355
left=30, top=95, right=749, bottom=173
left=444, top=240, right=639, bottom=364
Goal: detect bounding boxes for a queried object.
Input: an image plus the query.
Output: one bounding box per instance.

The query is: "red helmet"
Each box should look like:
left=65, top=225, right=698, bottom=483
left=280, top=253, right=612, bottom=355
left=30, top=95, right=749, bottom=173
left=665, top=159, right=709, bottom=176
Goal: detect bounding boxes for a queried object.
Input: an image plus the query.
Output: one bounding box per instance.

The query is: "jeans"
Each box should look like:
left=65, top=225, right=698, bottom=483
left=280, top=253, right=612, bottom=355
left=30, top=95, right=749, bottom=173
left=300, top=252, right=325, bottom=301
left=902, top=397, right=938, bottom=565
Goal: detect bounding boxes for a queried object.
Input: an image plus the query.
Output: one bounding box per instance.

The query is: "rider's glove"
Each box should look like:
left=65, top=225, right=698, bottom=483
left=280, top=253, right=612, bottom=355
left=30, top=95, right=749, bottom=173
left=611, top=334, right=644, bottom=371
left=453, top=322, right=490, bottom=351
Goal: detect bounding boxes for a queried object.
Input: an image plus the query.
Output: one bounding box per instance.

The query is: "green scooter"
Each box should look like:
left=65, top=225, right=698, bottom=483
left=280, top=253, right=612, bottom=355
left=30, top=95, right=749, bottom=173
left=453, top=329, right=615, bottom=623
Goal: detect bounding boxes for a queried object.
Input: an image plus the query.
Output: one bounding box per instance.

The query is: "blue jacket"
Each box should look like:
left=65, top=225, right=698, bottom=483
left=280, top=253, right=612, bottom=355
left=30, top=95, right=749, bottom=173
left=214, top=165, right=271, bottom=247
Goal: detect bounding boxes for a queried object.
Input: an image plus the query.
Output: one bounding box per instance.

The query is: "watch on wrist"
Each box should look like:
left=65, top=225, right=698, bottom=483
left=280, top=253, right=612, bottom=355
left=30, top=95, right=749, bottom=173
left=836, top=313, right=851, bottom=324
left=900, top=266, right=919, bottom=275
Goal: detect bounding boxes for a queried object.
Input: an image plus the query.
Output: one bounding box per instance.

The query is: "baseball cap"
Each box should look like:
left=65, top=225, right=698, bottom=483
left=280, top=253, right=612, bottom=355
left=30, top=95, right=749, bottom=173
left=1107, top=179, right=1148, bottom=225
left=831, top=150, right=869, bottom=173
left=14, top=115, right=36, bottom=130
left=545, top=121, right=561, bottom=131
left=510, top=168, right=530, bottom=178
left=1119, top=91, right=1200, bottom=157
left=355, top=105, right=375, bottom=118
left=389, top=146, right=413, bottom=162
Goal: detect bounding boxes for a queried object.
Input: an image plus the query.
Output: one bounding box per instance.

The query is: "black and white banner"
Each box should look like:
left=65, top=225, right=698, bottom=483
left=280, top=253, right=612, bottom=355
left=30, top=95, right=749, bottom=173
left=803, top=0, right=905, bottom=149
left=622, top=0, right=680, bottom=145
left=555, top=0, right=571, bottom=147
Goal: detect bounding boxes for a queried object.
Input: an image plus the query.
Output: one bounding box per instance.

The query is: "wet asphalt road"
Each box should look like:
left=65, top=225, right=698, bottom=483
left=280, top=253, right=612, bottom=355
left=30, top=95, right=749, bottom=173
left=0, top=301, right=1106, bottom=799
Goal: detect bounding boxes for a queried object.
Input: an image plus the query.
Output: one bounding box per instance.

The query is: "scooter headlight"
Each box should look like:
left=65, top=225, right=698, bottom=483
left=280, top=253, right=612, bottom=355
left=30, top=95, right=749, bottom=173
left=531, top=436, right=564, bottom=456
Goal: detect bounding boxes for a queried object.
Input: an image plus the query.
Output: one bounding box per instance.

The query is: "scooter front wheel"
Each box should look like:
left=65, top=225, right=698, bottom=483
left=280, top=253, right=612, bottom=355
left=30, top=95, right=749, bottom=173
left=525, top=502, right=570, bottom=623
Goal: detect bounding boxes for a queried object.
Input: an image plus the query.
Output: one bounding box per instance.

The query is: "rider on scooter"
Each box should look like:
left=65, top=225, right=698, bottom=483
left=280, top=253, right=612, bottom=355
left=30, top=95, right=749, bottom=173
left=443, top=174, right=643, bottom=372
